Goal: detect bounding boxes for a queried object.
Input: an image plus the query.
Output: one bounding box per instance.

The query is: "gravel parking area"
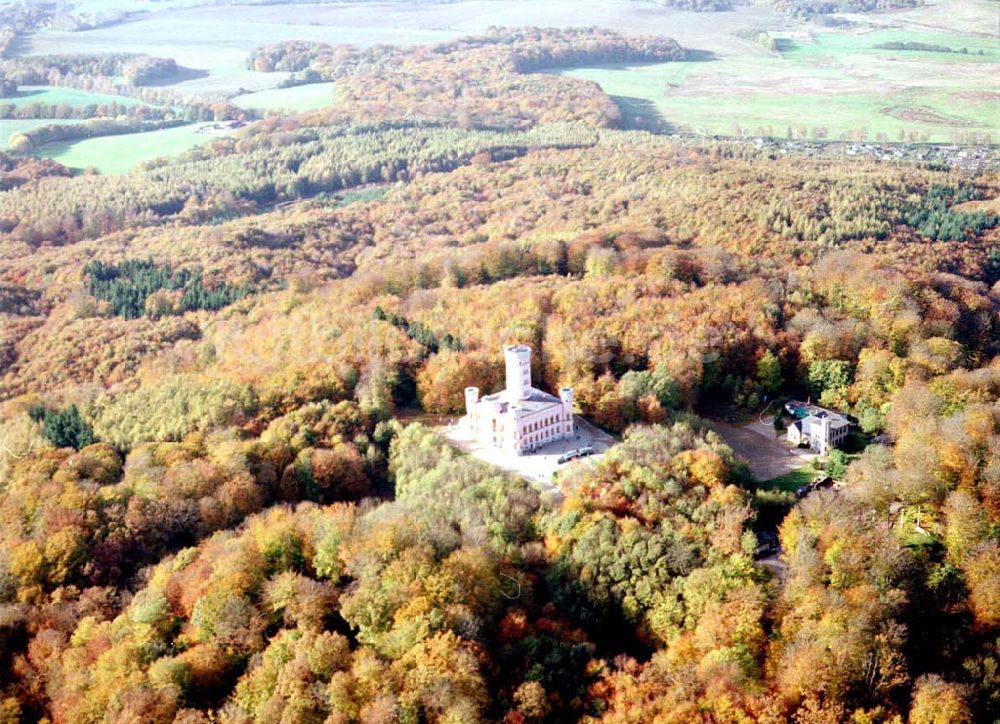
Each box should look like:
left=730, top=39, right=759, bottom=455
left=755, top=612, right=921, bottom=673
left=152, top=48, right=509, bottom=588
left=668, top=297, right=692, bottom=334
left=710, top=419, right=816, bottom=481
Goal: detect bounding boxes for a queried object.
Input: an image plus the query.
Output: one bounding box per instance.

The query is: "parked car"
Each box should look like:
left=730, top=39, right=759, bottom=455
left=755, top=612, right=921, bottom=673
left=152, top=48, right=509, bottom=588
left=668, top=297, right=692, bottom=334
left=578, top=446, right=594, bottom=457
left=557, top=450, right=579, bottom=464
left=754, top=531, right=779, bottom=558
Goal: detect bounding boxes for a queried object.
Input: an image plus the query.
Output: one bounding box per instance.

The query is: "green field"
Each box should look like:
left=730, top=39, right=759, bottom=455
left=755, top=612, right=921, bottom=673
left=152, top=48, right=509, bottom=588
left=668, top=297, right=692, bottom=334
left=232, top=82, right=336, bottom=112
left=33, top=122, right=224, bottom=174
left=553, top=22, right=1000, bottom=143
left=785, top=28, right=996, bottom=59
left=0, top=118, right=80, bottom=148
left=1, top=85, right=141, bottom=108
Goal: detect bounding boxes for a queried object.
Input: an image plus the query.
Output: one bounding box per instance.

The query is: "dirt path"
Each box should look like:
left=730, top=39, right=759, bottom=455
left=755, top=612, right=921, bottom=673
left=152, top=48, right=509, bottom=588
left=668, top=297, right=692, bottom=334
left=756, top=553, right=788, bottom=582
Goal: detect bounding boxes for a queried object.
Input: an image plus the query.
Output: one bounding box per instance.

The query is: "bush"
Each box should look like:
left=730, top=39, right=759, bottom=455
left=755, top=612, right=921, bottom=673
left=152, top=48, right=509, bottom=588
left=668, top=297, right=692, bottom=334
left=825, top=449, right=850, bottom=480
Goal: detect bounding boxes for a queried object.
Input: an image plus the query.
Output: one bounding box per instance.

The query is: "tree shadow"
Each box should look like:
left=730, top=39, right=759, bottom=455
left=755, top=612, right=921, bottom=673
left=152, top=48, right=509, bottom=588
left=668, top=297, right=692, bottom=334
left=683, top=48, right=719, bottom=62
left=11, top=88, right=47, bottom=100
left=140, top=65, right=210, bottom=87
left=612, top=95, right=675, bottom=134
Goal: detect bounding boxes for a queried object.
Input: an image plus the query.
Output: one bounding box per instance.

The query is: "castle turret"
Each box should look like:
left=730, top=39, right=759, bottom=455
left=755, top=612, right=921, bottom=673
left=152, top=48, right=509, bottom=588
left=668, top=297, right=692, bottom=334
left=560, top=386, right=574, bottom=436
left=504, top=344, right=532, bottom=401
left=465, top=386, right=479, bottom=422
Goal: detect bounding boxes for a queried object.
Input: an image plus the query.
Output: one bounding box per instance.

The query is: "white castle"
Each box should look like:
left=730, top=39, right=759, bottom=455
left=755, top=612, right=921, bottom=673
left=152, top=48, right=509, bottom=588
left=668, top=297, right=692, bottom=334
left=463, top=345, right=574, bottom=455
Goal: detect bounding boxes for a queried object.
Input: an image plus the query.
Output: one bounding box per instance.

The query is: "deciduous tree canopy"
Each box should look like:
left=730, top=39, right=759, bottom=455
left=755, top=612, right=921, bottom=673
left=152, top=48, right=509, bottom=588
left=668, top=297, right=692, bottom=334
left=0, top=22, right=997, bottom=724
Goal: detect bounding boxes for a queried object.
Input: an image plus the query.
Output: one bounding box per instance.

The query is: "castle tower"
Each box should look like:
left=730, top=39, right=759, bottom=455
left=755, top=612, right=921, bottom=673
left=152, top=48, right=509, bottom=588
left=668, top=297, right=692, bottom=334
left=465, top=386, right=479, bottom=426
left=504, top=344, right=532, bottom=401
left=560, top=386, right=574, bottom=436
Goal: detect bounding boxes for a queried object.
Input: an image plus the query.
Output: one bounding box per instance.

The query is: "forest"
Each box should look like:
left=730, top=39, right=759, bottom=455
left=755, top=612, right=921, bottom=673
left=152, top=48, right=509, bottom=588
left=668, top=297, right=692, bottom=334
left=0, top=16, right=998, bottom=724
left=247, top=27, right=684, bottom=131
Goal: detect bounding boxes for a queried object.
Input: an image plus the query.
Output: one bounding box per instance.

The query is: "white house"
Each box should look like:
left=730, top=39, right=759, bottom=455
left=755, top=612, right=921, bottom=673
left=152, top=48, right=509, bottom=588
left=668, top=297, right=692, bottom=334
left=463, top=345, right=574, bottom=455
left=787, top=407, right=850, bottom=454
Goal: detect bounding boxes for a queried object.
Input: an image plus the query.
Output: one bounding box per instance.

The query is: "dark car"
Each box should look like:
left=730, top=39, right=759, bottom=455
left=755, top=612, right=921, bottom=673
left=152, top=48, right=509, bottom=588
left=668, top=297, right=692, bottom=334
left=754, top=531, right=779, bottom=558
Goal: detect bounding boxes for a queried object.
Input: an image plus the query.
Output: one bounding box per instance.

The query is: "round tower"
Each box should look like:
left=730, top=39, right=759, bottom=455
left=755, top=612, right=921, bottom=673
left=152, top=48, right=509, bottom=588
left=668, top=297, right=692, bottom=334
left=560, top=386, right=575, bottom=436
left=465, top=386, right=479, bottom=420
left=504, top=344, right=532, bottom=401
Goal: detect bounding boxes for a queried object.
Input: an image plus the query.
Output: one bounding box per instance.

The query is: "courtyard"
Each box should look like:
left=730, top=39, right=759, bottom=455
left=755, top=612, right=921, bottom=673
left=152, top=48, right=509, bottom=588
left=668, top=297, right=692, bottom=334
left=442, top=414, right=616, bottom=502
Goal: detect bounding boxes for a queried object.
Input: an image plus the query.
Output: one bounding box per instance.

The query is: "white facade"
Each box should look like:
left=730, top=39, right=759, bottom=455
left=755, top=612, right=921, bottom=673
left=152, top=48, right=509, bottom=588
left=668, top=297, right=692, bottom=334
left=788, top=410, right=849, bottom=454
left=464, top=345, right=574, bottom=454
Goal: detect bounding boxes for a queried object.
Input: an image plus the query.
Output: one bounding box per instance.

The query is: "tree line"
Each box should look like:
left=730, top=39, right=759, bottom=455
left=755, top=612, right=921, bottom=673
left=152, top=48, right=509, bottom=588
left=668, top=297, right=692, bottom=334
left=8, top=117, right=187, bottom=153
left=1, top=53, right=178, bottom=87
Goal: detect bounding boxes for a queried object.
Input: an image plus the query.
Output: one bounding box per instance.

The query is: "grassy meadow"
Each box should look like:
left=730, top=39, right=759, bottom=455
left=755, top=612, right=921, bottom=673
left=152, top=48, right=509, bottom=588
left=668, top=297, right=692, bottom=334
left=2, top=86, right=141, bottom=108
left=33, top=122, right=223, bottom=173
left=232, top=82, right=337, bottom=112
left=0, top=118, right=81, bottom=148
left=552, top=17, right=999, bottom=143
left=0, top=85, right=204, bottom=172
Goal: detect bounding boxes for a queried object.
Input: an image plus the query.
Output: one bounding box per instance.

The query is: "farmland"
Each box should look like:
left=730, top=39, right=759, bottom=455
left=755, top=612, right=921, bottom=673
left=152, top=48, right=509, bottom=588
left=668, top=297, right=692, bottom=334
left=551, top=17, right=999, bottom=143
left=0, top=118, right=79, bottom=148
left=32, top=122, right=228, bottom=173
left=232, top=82, right=337, bottom=112
left=6, top=0, right=996, bottom=174
left=13, top=1, right=787, bottom=100
left=558, top=59, right=997, bottom=142
left=2, top=85, right=140, bottom=109
left=21, top=6, right=466, bottom=96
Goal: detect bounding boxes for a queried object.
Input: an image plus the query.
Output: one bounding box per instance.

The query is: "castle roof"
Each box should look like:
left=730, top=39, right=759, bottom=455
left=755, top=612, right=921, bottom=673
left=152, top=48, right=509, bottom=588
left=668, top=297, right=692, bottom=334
left=481, top=387, right=563, bottom=413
